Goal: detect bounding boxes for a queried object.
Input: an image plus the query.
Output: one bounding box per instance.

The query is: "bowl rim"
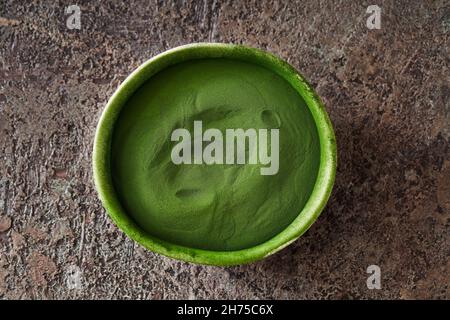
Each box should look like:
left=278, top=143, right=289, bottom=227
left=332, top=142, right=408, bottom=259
left=93, top=42, right=337, bottom=266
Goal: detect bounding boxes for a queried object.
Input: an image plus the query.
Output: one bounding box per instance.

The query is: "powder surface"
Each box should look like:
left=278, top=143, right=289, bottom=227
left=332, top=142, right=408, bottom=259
left=111, top=58, right=320, bottom=251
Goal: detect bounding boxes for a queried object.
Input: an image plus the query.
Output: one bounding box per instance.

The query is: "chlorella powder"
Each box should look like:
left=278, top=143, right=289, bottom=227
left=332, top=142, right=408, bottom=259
left=111, top=58, right=320, bottom=251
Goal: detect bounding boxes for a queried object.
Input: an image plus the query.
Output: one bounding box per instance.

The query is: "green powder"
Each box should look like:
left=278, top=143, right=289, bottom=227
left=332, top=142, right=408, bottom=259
left=111, top=58, right=320, bottom=251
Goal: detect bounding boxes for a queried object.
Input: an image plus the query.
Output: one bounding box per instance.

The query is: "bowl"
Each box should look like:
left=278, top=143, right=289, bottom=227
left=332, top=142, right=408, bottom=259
left=93, top=43, right=336, bottom=265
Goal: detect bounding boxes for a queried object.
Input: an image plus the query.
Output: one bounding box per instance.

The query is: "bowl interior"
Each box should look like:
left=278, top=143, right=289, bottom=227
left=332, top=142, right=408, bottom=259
left=93, top=43, right=336, bottom=265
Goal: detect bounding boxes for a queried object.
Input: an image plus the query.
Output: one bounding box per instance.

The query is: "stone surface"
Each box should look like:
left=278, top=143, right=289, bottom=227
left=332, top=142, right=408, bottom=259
left=0, top=0, right=449, bottom=299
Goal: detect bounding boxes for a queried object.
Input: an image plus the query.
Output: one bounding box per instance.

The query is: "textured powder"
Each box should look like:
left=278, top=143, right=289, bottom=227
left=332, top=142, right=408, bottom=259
left=111, top=58, right=320, bottom=251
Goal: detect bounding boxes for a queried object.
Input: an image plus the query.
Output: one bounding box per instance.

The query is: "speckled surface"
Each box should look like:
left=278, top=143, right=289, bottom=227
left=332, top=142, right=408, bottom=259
left=0, top=0, right=448, bottom=299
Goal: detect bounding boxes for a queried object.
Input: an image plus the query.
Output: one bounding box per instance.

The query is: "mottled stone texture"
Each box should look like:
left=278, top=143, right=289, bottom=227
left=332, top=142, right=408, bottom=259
left=0, top=0, right=448, bottom=299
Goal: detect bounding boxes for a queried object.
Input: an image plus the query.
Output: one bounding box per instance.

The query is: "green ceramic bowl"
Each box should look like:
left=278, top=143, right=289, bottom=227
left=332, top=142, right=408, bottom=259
left=93, top=43, right=336, bottom=266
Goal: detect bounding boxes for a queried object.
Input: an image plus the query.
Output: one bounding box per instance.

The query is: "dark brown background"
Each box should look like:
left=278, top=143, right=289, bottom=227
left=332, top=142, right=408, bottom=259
left=0, top=0, right=448, bottom=299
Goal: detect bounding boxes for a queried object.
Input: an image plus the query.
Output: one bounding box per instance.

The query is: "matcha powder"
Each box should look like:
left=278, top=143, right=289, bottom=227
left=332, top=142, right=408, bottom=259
left=111, top=58, right=320, bottom=251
